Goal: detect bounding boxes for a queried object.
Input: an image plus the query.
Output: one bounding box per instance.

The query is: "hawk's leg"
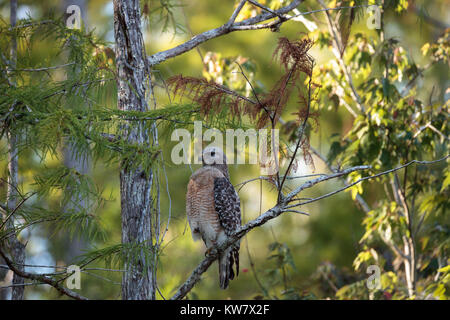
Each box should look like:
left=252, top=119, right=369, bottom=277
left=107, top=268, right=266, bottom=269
left=205, top=240, right=218, bottom=257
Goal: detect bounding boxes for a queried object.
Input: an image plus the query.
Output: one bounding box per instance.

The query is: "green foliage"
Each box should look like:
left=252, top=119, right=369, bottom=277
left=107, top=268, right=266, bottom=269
left=0, top=0, right=448, bottom=300
left=33, top=166, right=102, bottom=207
left=256, top=241, right=317, bottom=300
left=311, top=2, right=449, bottom=299
left=424, top=264, right=450, bottom=299
left=0, top=204, right=106, bottom=242
left=77, top=241, right=156, bottom=275
left=0, top=14, right=167, bottom=289
left=267, top=241, right=297, bottom=276
left=141, top=0, right=186, bottom=34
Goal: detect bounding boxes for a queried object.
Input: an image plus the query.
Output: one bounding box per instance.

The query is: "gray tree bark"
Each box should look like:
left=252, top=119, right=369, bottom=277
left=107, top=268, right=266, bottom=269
left=113, top=0, right=155, bottom=300
left=1, top=0, right=26, bottom=300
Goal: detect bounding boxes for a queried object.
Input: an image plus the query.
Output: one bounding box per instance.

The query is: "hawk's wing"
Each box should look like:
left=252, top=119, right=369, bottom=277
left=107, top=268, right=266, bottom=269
left=213, top=177, right=241, bottom=287
left=213, top=177, right=241, bottom=236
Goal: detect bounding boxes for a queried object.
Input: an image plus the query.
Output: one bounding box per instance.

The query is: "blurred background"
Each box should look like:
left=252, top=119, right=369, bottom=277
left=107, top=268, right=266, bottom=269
left=0, top=0, right=448, bottom=299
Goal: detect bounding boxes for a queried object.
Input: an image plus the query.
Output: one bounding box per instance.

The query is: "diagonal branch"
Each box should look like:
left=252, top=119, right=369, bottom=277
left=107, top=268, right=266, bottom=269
left=286, top=156, right=449, bottom=209
left=0, top=247, right=88, bottom=300
left=317, top=0, right=365, bottom=113
left=247, top=0, right=287, bottom=20
left=310, top=147, right=371, bottom=213
left=285, top=165, right=371, bottom=200
left=11, top=62, right=76, bottom=72
left=148, top=0, right=303, bottom=66
left=226, top=0, right=248, bottom=27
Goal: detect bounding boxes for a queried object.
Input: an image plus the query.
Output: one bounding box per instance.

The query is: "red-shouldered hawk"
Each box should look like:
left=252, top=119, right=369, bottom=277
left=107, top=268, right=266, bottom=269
left=186, top=146, right=241, bottom=289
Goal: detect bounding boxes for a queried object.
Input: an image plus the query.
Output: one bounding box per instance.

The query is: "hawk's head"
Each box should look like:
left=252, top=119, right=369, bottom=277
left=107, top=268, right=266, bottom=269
left=202, top=146, right=226, bottom=165
left=202, top=146, right=229, bottom=178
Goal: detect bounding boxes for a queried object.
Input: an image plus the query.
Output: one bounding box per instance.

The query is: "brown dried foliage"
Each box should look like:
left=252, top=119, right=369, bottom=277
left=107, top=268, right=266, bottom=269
left=167, top=75, right=251, bottom=119
left=244, top=37, right=315, bottom=129
left=168, top=37, right=314, bottom=126
left=273, top=37, right=314, bottom=76
left=167, top=37, right=317, bottom=170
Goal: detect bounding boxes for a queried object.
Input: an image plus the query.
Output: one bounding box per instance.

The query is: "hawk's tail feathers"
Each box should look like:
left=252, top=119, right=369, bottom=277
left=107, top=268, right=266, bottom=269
left=219, top=245, right=239, bottom=289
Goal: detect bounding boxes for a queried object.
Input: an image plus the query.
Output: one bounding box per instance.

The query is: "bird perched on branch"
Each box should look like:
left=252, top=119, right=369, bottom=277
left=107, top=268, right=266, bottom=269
left=186, top=146, right=241, bottom=289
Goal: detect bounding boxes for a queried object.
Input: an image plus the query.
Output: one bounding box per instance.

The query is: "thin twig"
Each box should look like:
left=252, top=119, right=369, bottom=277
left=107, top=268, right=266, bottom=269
left=0, top=282, right=47, bottom=290
left=278, top=64, right=314, bottom=199
left=0, top=193, right=35, bottom=231
left=247, top=0, right=286, bottom=20
left=226, top=0, right=248, bottom=27
left=234, top=62, right=269, bottom=116
left=287, top=156, right=449, bottom=209
left=11, top=62, right=75, bottom=72
left=8, top=19, right=54, bottom=30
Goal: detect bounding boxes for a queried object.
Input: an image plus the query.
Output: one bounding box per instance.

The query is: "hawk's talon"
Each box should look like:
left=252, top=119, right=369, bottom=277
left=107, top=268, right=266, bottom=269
left=205, top=247, right=218, bottom=257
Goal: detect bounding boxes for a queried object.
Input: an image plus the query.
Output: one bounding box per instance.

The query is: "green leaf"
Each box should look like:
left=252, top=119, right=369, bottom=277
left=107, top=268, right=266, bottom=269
left=441, top=172, right=450, bottom=192
left=438, top=265, right=450, bottom=274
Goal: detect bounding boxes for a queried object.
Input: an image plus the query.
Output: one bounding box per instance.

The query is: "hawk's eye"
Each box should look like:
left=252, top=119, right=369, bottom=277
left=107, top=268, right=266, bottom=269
left=211, top=151, right=215, bottom=157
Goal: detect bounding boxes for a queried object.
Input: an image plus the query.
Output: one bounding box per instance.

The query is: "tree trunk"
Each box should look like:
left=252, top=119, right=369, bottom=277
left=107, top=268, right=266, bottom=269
left=113, top=0, right=155, bottom=300
left=3, top=0, right=26, bottom=300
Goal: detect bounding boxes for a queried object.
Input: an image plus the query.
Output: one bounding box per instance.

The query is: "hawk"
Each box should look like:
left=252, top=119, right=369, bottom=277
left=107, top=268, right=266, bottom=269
left=186, top=146, right=241, bottom=289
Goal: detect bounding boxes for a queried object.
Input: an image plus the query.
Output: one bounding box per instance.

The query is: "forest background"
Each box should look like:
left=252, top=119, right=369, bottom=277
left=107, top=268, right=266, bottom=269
left=0, top=0, right=448, bottom=300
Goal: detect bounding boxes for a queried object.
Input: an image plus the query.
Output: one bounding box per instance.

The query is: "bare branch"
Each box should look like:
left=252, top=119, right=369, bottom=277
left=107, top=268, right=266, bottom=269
left=235, top=173, right=327, bottom=192
left=148, top=0, right=303, bottom=66
left=285, top=165, right=371, bottom=200
left=226, top=0, right=247, bottom=27
left=0, top=247, right=88, bottom=300
left=9, top=19, right=54, bottom=30
left=278, top=67, right=314, bottom=198
left=0, top=282, right=47, bottom=290
left=379, top=231, right=410, bottom=261
left=0, top=263, right=126, bottom=273
left=284, top=209, right=309, bottom=216
left=290, top=4, right=372, bottom=18
left=413, top=121, right=449, bottom=141
left=230, top=4, right=373, bottom=31
left=310, top=147, right=371, bottom=213
left=287, top=156, right=449, bottom=209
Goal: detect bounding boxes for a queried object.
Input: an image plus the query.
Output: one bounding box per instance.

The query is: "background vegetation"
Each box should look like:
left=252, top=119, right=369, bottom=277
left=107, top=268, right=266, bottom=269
left=0, top=0, right=448, bottom=300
